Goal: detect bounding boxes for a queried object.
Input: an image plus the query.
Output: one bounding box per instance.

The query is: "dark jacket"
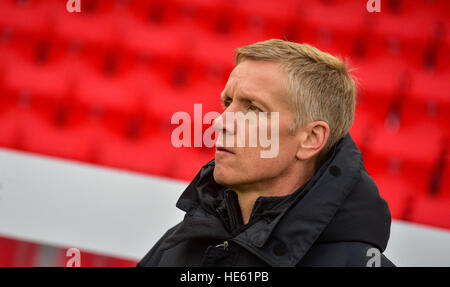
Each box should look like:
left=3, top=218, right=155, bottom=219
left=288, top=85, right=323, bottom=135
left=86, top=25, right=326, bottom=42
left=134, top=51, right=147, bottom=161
left=138, top=133, right=395, bottom=267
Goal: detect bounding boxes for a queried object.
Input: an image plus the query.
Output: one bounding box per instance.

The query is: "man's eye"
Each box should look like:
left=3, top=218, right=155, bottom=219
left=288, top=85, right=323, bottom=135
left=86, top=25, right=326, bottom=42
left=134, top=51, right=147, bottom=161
left=249, top=104, right=260, bottom=112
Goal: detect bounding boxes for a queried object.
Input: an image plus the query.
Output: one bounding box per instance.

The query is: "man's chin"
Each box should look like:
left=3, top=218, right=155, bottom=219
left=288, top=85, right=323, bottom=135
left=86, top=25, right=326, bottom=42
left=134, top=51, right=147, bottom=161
left=213, top=165, right=235, bottom=186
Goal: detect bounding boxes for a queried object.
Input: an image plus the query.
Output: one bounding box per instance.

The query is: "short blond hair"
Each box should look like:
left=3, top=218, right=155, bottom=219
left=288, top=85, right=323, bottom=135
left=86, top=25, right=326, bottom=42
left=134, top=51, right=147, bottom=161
left=234, top=39, right=356, bottom=161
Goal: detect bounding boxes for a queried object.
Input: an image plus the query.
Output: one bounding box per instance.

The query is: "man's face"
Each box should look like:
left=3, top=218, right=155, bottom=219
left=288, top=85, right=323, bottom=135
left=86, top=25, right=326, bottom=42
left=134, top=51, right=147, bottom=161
left=213, top=60, right=299, bottom=190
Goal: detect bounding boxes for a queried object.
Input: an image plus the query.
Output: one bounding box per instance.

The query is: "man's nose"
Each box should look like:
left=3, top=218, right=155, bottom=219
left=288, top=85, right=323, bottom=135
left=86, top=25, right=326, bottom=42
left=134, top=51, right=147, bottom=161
left=213, top=109, right=235, bottom=135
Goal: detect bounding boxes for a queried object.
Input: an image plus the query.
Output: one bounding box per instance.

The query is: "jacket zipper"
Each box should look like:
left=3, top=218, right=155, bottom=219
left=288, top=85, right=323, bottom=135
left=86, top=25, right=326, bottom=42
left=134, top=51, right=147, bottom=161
left=215, top=239, right=276, bottom=266
left=215, top=240, right=229, bottom=250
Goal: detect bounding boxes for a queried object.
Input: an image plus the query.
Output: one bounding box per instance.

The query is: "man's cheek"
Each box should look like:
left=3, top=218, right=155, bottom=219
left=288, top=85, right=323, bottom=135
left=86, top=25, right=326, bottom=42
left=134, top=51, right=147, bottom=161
left=259, top=112, right=279, bottom=158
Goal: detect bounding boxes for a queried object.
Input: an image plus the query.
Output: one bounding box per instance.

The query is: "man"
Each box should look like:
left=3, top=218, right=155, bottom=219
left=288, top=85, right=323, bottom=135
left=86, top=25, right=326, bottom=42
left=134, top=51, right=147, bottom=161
left=138, top=39, right=394, bottom=267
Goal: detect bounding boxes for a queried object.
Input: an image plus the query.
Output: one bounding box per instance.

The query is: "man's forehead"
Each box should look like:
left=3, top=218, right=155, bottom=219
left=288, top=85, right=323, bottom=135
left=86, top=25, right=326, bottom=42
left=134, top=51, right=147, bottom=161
left=222, top=60, right=289, bottom=104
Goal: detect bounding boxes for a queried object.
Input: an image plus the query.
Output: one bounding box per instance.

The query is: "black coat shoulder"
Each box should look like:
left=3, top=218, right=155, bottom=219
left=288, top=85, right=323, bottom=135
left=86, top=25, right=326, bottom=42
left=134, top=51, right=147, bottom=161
left=137, top=222, right=182, bottom=267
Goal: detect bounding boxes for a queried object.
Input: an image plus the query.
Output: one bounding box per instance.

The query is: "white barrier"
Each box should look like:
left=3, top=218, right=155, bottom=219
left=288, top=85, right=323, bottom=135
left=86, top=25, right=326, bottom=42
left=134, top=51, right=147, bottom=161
left=0, top=148, right=449, bottom=266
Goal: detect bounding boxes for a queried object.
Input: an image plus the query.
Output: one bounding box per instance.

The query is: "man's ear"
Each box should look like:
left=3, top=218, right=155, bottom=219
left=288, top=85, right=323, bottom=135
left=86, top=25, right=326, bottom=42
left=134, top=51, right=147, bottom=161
left=295, top=121, right=330, bottom=161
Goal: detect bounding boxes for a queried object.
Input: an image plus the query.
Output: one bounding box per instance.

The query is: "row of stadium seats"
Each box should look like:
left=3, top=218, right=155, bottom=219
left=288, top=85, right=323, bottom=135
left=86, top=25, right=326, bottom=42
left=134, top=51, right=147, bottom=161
left=0, top=25, right=447, bottom=78
left=0, top=236, right=137, bottom=267
left=0, top=97, right=214, bottom=181
left=0, top=0, right=448, bottom=72
left=1, top=47, right=448, bottom=123
left=1, top=0, right=448, bottom=36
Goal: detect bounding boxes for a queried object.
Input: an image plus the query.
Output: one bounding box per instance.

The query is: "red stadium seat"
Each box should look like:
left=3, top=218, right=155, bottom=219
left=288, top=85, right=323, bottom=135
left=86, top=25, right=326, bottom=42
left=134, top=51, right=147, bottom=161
left=0, top=100, right=36, bottom=149
left=97, top=128, right=176, bottom=178
left=408, top=196, right=450, bottom=230
left=121, top=20, right=189, bottom=63
left=0, top=236, right=37, bottom=267
left=233, top=0, right=297, bottom=37
left=74, top=68, right=149, bottom=116
left=104, top=257, right=138, bottom=267
left=189, top=29, right=268, bottom=71
left=351, top=97, right=391, bottom=149
left=435, top=146, right=450, bottom=199
left=170, top=0, right=235, bottom=35
left=2, top=102, right=104, bottom=162
left=53, top=247, right=138, bottom=267
left=387, top=0, right=450, bottom=17
left=370, top=173, right=414, bottom=220
left=65, top=249, right=108, bottom=267
left=53, top=7, right=118, bottom=51
left=369, top=7, right=449, bottom=70
left=124, top=0, right=178, bottom=26
left=297, top=0, right=367, bottom=57
left=0, top=98, right=117, bottom=163
left=439, top=165, right=450, bottom=199
left=369, top=118, right=445, bottom=168
left=0, top=1, right=50, bottom=39
left=146, top=80, right=223, bottom=125
left=0, top=236, right=20, bottom=266
left=371, top=9, right=439, bottom=45
left=2, top=56, right=71, bottom=102
left=352, top=57, right=409, bottom=102
left=409, top=69, right=450, bottom=107
left=400, top=100, right=449, bottom=157
left=20, top=110, right=100, bottom=163
left=364, top=152, right=434, bottom=198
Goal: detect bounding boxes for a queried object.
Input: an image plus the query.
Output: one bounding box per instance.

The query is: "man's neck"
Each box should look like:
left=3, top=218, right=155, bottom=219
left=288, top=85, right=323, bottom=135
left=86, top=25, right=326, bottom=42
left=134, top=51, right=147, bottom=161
left=232, top=161, right=316, bottom=224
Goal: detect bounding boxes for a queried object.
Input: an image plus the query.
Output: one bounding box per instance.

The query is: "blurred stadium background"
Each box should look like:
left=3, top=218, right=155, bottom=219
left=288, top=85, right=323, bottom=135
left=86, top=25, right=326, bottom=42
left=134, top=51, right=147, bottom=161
left=0, top=0, right=449, bottom=266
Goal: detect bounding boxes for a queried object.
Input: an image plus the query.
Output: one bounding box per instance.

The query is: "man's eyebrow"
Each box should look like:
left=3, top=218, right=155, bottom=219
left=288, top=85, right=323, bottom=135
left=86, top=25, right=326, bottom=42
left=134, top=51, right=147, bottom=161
left=240, top=91, right=270, bottom=110
left=220, top=90, right=270, bottom=110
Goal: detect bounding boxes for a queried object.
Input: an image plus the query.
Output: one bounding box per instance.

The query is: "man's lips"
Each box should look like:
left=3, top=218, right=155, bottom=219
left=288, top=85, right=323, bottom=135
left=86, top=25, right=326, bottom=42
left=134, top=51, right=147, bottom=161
left=215, top=147, right=235, bottom=154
